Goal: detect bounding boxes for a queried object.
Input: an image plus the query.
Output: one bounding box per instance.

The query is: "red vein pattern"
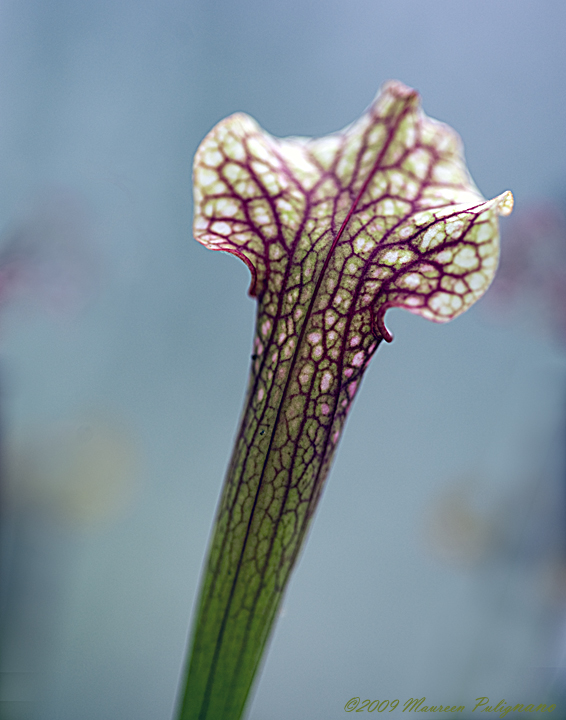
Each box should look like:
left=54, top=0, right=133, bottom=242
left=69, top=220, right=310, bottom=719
left=179, top=81, right=513, bottom=720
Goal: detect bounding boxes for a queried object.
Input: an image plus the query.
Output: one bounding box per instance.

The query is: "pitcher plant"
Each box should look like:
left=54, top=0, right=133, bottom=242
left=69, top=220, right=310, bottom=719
left=176, top=80, right=513, bottom=720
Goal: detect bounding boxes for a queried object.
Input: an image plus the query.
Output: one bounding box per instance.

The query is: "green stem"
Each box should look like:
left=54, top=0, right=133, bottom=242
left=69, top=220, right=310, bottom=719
left=176, top=277, right=381, bottom=719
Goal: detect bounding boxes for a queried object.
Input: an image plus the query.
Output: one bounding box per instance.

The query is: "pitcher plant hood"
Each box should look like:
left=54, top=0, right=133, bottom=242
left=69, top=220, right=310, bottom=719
left=193, top=80, right=513, bottom=341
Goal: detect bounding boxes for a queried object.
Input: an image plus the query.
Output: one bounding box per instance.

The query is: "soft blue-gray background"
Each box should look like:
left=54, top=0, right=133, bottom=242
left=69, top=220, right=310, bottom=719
left=1, top=1, right=566, bottom=719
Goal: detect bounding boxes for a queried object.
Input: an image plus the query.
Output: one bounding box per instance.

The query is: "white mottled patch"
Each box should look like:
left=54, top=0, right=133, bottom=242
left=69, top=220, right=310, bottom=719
left=321, top=371, right=333, bottom=392
left=211, top=221, right=231, bottom=235
left=352, top=351, right=364, bottom=367
left=197, top=168, right=217, bottom=187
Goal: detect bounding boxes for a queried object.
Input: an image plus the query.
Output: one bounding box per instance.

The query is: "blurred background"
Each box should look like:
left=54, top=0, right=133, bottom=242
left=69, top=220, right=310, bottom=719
left=0, top=1, right=565, bottom=718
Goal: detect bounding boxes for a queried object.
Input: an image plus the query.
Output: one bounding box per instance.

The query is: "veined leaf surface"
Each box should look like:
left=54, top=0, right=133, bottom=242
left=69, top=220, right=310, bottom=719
left=178, top=80, right=512, bottom=720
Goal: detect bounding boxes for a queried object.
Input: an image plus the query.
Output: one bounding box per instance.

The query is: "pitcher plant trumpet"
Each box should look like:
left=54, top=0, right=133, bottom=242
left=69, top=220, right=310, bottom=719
left=176, top=80, right=513, bottom=720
